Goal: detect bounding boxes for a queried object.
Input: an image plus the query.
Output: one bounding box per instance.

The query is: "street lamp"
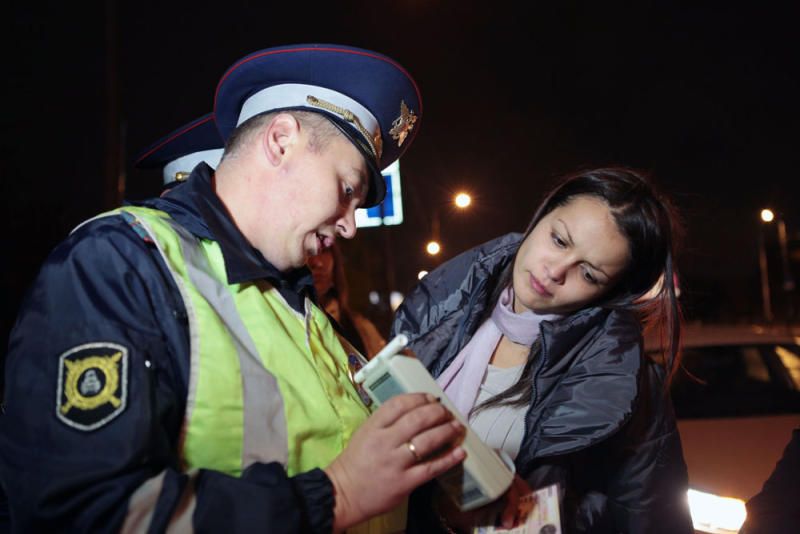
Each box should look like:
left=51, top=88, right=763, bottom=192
left=776, top=218, right=796, bottom=294
left=454, top=192, right=472, bottom=209
left=759, top=208, right=796, bottom=322
left=759, top=209, right=774, bottom=322
left=424, top=191, right=474, bottom=256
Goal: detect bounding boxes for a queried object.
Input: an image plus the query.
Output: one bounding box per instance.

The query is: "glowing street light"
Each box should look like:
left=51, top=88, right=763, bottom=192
left=454, top=192, right=472, bottom=209
left=417, top=270, right=429, bottom=280
left=426, top=241, right=441, bottom=255
left=761, top=209, right=775, bottom=223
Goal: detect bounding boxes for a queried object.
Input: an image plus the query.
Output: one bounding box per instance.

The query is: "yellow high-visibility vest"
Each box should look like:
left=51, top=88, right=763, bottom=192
left=115, top=206, right=370, bottom=477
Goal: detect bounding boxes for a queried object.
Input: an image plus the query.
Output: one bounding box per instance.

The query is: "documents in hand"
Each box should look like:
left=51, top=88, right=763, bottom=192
left=473, top=483, right=562, bottom=534
left=354, top=334, right=515, bottom=511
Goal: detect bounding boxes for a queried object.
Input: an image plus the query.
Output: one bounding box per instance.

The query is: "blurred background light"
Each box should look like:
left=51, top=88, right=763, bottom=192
left=454, top=192, right=471, bottom=209
left=389, top=291, right=404, bottom=311
left=686, top=489, right=746, bottom=533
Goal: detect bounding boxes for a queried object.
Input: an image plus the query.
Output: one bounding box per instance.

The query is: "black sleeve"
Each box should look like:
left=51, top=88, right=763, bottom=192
left=740, top=428, right=800, bottom=534
left=405, top=482, right=448, bottom=534
left=190, top=465, right=333, bottom=533
left=601, top=364, right=695, bottom=534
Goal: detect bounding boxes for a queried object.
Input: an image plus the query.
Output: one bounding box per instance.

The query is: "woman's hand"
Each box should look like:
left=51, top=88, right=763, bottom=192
left=325, top=393, right=466, bottom=532
left=436, top=474, right=532, bottom=532
left=498, top=475, right=533, bottom=529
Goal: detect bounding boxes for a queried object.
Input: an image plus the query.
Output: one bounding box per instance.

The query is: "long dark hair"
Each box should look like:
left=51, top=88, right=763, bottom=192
left=474, top=167, right=683, bottom=413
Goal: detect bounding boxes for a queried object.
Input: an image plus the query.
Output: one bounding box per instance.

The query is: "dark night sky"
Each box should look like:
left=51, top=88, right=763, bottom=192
left=3, top=1, right=799, bottom=349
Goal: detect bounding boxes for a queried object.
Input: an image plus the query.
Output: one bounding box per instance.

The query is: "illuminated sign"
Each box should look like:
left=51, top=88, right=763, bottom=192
left=356, top=160, right=403, bottom=227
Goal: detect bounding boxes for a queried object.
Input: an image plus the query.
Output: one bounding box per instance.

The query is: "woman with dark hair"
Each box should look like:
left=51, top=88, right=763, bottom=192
left=393, top=167, right=694, bottom=533
left=309, top=243, right=386, bottom=358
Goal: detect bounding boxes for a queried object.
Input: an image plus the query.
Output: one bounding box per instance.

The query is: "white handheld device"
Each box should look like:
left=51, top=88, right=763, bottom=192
left=354, top=334, right=514, bottom=511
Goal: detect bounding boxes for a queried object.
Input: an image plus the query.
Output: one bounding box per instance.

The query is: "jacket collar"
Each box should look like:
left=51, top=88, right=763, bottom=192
left=137, top=162, right=314, bottom=298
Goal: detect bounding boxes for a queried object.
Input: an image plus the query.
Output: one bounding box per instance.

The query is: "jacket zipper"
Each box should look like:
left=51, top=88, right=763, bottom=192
left=519, top=323, right=549, bottom=471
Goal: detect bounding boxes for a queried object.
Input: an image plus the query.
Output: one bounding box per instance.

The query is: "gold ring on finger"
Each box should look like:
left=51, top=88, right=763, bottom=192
left=406, top=440, right=421, bottom=462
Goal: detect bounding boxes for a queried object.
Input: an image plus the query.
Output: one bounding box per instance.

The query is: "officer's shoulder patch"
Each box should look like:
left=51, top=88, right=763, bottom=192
left=56, top=342, right=129, bottom=431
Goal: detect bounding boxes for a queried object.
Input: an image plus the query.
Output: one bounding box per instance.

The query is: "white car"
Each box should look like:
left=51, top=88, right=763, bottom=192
left=647, top=323, right=800, bottom=534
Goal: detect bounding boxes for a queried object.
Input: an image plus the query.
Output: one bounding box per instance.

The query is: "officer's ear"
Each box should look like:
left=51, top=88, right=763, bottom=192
left=262, top=113, right=301, bottom=166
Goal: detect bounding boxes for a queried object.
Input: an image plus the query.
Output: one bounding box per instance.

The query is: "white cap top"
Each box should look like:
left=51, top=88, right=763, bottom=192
left=162, top=148, right=224, bottom=185
left=237, top=83, right=381, bottom=158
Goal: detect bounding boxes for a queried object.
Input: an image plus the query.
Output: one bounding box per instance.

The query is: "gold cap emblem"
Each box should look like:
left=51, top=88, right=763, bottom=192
left=389, top=100, right=417, bottom=147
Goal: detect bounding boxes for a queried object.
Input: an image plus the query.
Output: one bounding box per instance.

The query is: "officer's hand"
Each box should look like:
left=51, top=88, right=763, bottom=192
left=324, top=393, right=466, bottom=532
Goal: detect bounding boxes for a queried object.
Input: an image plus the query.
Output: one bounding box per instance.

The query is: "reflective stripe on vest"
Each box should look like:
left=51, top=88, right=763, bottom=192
left=115, top=207, right=370, bottom=477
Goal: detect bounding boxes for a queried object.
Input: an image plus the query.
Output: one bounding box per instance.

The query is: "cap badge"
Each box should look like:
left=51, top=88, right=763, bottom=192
left=389, top=100, right=417, bottom=147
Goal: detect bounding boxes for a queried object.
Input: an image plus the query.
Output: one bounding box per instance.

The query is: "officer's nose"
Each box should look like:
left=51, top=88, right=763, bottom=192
left=337, top=208, right=357, bottom=240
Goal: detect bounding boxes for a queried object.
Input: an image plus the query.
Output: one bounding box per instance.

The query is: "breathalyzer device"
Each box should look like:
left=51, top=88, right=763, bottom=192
left=354, top=334, right=515, bottom=511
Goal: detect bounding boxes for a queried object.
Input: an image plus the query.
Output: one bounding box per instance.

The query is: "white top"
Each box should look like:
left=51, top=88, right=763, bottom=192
left=468, top=364, right=527, bottom=460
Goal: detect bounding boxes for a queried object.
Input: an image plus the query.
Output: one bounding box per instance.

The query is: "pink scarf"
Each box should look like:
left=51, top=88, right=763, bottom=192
left=436, top=286, right=559, bottom=416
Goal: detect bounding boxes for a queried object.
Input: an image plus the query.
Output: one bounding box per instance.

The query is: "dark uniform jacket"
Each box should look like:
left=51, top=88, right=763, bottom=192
left=0, top=164, right=334, bottom=533
left=391, top=233, right=694, bottom=534
left=740, top=428, right=800, bottom=533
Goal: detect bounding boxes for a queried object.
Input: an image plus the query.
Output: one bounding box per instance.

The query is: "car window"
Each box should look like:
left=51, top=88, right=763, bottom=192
left=774, top=345, right=800, bottom=389
left=671, top=344, right=800, bottom=419
left=742, top=347, right=770, bottom=382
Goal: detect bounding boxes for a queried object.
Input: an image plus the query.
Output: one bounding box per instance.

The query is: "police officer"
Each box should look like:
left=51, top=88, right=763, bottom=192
left=0, top=44, right=466, bottom=533
left=135, top=112, right=224, bottom=188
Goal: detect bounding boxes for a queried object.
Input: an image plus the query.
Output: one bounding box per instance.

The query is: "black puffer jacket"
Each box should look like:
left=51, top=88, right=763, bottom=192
left=392, top=234, right=693, bottom=533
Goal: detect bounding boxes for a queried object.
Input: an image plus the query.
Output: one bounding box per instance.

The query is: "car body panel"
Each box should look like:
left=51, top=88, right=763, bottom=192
left=645, top=323, right=800, bottom=532
left=678, top=414, right=800, bottom=500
